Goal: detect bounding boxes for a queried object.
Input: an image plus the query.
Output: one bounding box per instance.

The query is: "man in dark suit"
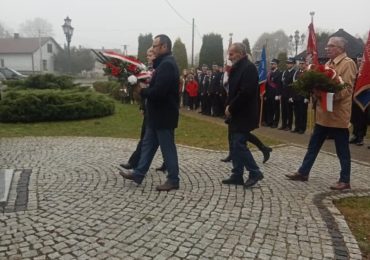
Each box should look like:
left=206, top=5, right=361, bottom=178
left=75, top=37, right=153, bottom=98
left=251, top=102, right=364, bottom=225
left=222, top=42, right=264, bottom=188
left=120, top=34, right=180, bottom=191
left=265, top=59, right=282, bottom=128
left=280, top=57, right=296, bottom=131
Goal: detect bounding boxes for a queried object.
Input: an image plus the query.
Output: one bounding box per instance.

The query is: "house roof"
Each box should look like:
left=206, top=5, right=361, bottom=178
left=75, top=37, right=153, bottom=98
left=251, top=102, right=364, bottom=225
left=0, top=36, right=63, bottom=54
left=296, top=28, right=364, bottom=60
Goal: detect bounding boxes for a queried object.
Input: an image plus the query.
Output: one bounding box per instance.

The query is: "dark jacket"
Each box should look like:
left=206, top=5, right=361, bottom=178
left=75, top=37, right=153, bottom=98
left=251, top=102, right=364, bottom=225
left=281, top=68, right=296, bottom=97
left=141, top=53, right=180, bottom=129
left=226, top=57, right=259, bottom=133
left=266, top=69, right=282, bottom=98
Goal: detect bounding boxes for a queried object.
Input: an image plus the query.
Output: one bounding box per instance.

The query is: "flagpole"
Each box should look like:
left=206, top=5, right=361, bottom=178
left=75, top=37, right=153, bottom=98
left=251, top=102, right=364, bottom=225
left=309, top=11, right=316, bottom=134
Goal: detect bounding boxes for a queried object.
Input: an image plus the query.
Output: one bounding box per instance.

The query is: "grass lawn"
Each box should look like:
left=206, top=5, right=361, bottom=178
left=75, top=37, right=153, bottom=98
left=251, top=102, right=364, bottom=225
left=334, top=197, right=370, bottom=259
left=0, top=102, right=276, bottom=150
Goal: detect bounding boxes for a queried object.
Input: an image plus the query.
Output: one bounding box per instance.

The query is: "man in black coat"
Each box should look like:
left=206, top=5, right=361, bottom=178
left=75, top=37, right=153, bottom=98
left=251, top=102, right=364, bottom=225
left=120, top=34, right=180, bottom=191
left=280, top=57, right=296, bottom=131
left=265, top=59, right=282, bottom=128
left=222, top=42, right=264, bottom=188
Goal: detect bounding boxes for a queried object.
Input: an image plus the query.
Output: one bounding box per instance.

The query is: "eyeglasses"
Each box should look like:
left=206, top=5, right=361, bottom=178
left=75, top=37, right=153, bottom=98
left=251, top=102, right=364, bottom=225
left=152, top=44, right=162, bottom=48
left=326, top=44, right=338, bottom=48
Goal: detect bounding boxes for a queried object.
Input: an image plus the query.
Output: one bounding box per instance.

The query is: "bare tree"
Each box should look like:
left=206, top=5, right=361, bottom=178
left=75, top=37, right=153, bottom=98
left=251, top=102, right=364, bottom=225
left=0, top=22, right=12, bottom=38
left=19, top=17, right=54, bottom=37
left=252, top=30, right=290, bottom=62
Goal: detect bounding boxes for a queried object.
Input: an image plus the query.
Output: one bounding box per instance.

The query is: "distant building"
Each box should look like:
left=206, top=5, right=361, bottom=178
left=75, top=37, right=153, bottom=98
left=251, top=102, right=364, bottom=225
left=296, top=28, right=364, bottom=63
left=0, top=33, right=63, bottom=74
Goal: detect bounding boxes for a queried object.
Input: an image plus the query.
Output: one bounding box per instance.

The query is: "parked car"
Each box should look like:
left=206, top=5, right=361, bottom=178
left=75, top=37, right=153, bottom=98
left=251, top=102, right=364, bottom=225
left=0, top=67, right=27, bottom=80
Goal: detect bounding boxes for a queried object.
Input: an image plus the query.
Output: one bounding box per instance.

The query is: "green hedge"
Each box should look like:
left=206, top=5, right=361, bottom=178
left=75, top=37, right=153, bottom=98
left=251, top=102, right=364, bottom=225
left=93, top=81, right=123, bottom=100
left=0, top=89, right=115, bottom=122
left=5, top=73, right=76, bottom=90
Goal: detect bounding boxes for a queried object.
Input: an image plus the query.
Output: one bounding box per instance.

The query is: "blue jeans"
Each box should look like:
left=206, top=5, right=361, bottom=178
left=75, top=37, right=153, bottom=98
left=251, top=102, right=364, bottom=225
left=230, top=132, right=262, bottom=178
left=299, top=124, right=351, bottom=183
left=133, top=127, right=179, bottom=184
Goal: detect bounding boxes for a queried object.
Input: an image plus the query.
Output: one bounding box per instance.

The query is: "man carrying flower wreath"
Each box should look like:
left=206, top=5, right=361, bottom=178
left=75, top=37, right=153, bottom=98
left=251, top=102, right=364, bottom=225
left=286, top=36, right=358, bottom=191
left=120, top=34, right=180, bottom=191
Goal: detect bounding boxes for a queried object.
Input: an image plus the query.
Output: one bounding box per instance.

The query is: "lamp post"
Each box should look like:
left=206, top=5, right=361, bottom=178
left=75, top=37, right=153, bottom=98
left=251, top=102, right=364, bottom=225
left=289, top=30, right=305, bottom=57
left=62, top=16, right=74, bottom=73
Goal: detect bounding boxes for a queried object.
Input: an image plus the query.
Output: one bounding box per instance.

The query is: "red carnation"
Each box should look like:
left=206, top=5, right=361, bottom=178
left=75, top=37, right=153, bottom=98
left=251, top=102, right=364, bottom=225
left=127, top=64, right=137, bottom=72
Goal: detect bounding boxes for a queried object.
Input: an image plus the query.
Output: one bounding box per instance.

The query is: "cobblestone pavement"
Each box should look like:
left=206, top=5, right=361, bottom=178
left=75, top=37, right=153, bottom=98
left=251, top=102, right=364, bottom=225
left=0, top=137, right=369, bottom=260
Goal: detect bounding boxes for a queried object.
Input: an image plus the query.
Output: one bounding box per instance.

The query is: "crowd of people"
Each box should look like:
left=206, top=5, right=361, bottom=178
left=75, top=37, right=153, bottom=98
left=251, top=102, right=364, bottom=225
left=119, top=34, right=368, bottom=192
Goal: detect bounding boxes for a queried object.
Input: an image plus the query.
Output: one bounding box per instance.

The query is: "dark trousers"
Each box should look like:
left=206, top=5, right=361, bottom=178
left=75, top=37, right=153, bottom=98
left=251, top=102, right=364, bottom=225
left=293, top=99, right=308, bottom=132
left=188, top=96, right=197, bottom=110
left=351, top=103, right=368, bottom=139
left=265, top=97, right=280, bottom=126
left=227, top=126, right=267, bottom=155
left=128, top=115, right=147, bottom=168
left=299, top=124, right=351, bottom=183
left=281, top=97, right=293, bottom=129
left=230, top=132, right=262, bottom=179
left=134, top=127, right=179, bottom=184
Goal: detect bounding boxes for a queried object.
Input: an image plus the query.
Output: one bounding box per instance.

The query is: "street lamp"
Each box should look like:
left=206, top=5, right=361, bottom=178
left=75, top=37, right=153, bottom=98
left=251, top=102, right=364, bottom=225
left=289, top=30, right=305, bottom=57
left=62, top=16, right=74, bottom=73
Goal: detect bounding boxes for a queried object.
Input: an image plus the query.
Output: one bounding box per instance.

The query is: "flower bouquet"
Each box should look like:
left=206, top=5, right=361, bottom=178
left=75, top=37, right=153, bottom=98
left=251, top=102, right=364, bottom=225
left=91, top=50, right=151, bottom=101
left=292, top=64, right=346, bottom=97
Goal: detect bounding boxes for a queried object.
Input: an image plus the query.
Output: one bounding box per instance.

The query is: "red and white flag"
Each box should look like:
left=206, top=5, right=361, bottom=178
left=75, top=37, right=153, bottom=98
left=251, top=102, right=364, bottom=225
left=306, top=22, right=319, bottom=65
left=354, top=30, right=370, bottom=111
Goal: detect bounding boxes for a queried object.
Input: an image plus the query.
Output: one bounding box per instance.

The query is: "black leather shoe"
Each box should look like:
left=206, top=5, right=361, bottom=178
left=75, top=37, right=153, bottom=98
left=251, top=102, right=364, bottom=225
left=120, top=163, right=133, bottom=170
left=291, top=129, right=299, bottom=133
left=356, top=139, right=364, bottom=146
left=119, top=171, right=143, bottom=184
left=244, top=173, right=264, bottom=188
left=156, top=180, right=179, bottom=191
left=349, top=136, right=359, bottom=144
left=262, top=147, right=272, bottom=163
left=285, top=172, right=308, bottom=181
left=155, top=163, right=167, bottom=172
left=220, top=156, right=232, bottom=162
left=222, top=177, right=244, bottom=185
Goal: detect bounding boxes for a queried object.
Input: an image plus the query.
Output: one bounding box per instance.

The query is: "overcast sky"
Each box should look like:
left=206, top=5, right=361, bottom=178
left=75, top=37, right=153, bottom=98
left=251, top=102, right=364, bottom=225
left=1, top=0, right=370, bottom=56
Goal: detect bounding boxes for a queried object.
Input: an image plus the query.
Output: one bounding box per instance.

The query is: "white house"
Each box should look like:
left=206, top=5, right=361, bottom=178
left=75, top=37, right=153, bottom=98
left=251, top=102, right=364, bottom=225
left=0, top=33, right=63, bottom=74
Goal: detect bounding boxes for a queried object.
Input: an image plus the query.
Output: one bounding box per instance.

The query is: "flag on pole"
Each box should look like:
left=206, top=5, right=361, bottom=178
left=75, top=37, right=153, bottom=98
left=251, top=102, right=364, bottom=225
left=222, top=35, right=233, bottom=89
left=258, top=46, right=267, bottom=96
left=354, top=30, right=370, bottom=111
left=306, top=22, right=319, bottom=65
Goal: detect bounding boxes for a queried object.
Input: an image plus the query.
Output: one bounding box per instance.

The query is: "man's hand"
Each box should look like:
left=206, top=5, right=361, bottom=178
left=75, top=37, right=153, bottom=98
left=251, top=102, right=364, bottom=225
left=304, top=98, right=309, bottom=104
left=288, top=97, right=294, bottom=103
left=275, top=95, right=281, bottom=101
left=225, top=105, right=231, bottom=117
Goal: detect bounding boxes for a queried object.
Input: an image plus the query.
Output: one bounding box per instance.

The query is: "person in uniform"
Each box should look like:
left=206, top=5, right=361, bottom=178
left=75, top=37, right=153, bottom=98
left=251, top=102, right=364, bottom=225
left=279, top=57, right=296, bottom=131
left=292, top=57, right=310, bottom=134
left=265, top=58, right=282, bottom=128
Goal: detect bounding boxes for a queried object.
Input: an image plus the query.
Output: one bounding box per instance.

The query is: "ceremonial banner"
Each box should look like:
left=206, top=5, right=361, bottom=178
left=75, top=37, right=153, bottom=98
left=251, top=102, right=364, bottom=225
left=354, top=30, right=370, bottom=111
left=258, top=46, right=267, bottom=96
left=307, top=22, right=319, bottom=65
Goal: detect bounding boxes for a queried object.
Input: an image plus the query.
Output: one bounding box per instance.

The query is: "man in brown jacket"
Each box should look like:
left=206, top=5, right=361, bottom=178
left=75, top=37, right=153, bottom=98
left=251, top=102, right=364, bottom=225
left=285, top=36, right=358, bottom=190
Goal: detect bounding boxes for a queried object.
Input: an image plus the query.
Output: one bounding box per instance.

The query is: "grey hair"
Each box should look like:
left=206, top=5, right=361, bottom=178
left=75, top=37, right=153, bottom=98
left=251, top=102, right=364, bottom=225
left=330, top=36, right=348, bottom=50
left=231, top=42, right=247, bottom=56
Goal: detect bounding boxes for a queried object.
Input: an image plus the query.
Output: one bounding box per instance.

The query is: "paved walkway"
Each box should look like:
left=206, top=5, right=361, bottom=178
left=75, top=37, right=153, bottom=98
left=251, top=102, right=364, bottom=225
left=0, top=137, right=369, bottom=259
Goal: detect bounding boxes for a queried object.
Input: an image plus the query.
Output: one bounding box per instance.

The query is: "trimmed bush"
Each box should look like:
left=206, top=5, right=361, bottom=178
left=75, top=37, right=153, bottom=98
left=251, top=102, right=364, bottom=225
left=0, top=89, right=115, bottom=122
left=5, top=73, right=76, bottom=90
left=93, top=81, right=123, bottom=100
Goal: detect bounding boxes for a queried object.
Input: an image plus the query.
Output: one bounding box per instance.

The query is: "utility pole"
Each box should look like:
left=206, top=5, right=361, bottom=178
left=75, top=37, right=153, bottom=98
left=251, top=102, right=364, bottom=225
left=191, top=18, right=194, bottom=68
left=39, top=29, right=43, bottom=73
left=121, top=44, right=128, bottom=55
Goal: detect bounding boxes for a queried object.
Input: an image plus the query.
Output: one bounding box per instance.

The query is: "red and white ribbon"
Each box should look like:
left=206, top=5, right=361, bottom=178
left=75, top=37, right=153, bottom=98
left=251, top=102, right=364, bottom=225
left=321, top=92, right=334, bottom=112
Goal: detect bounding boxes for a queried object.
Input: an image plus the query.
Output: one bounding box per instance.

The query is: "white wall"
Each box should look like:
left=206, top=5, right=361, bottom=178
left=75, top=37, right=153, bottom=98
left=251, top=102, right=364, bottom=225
left=0, top=38, right=60, bottom=74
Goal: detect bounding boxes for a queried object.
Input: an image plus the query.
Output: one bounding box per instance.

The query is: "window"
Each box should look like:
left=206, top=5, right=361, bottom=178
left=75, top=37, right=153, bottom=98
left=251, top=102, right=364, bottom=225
left=0, top=59, right=4, bottom=67
left=47, top=44, right=53, bottom=53
left=42, top=60, right=48, bottom=71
